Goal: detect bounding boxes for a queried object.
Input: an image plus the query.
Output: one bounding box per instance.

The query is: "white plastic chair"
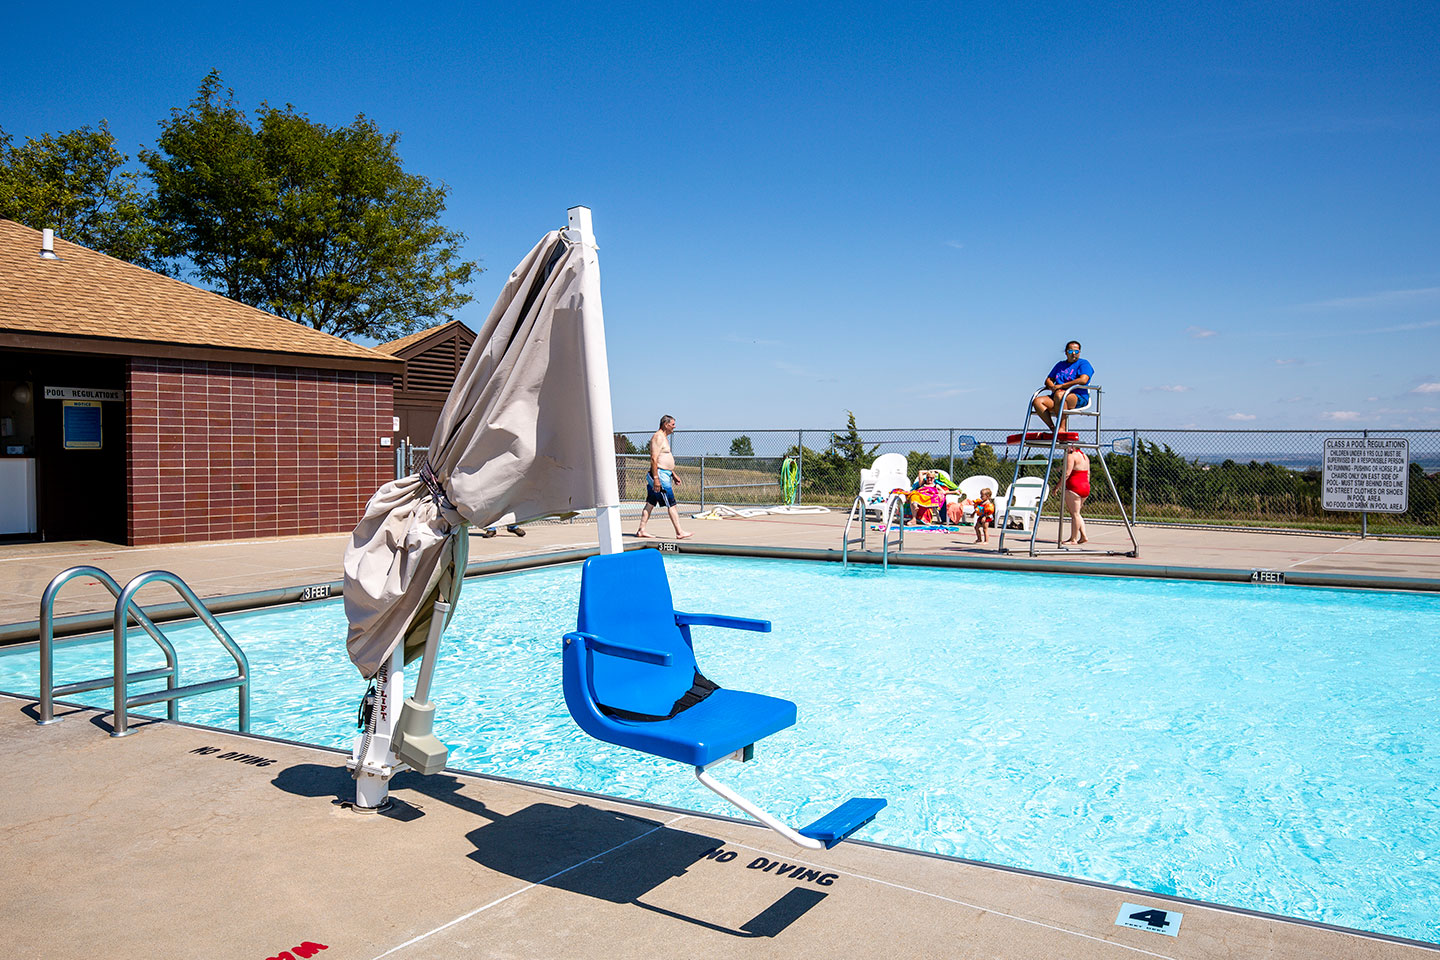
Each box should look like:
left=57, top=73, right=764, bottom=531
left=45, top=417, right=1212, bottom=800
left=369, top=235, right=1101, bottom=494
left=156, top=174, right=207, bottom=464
left=954, top=474, right=1000, bottom=524
left=1000, top=476, right=1048, bottom=530
left=856, top=453, right=910, bottom=518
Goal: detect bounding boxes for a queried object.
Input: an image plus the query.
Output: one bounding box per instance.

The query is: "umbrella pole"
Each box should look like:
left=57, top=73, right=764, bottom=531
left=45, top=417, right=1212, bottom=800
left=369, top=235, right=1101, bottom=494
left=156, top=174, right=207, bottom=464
left=567, top=205, right=623, bottom=556
left=351, top=645, right=405, bottom=811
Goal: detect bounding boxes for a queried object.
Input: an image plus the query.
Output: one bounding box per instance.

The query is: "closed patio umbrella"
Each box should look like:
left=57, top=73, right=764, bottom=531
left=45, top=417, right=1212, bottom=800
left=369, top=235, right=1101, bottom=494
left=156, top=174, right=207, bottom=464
left=343, top=211, right=619, bottom=680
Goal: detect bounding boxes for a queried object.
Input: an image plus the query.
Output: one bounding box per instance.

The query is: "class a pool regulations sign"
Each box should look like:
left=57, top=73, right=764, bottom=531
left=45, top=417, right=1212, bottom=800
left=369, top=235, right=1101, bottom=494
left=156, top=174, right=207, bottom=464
left=1322, top=438, right=1409, bottom=513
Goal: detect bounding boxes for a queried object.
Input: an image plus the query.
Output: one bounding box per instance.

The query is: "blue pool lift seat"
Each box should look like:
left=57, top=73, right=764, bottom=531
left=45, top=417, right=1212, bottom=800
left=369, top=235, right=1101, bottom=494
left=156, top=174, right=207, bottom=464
left=562, top=549, right=884, bottom=850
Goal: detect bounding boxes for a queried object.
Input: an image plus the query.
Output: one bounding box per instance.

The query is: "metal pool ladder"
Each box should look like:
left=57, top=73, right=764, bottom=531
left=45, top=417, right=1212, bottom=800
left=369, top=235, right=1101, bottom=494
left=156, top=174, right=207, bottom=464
left=37, top=566, right=251, bottom=737
left=842, top=492, right=905, bottom=569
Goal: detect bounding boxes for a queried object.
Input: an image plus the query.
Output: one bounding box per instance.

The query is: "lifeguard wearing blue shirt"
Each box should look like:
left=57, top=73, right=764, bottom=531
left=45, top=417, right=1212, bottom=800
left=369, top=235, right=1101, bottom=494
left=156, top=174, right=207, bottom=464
left=1033, top=340, right=1093, bottom=432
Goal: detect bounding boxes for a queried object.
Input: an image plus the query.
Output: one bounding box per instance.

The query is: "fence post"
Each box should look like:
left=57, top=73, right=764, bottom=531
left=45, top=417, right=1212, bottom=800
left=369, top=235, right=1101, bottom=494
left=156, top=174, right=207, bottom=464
left=1131, top=429, right=1139, bottom=523
left=395, top=439, right=404, bottom=480
left=796, top=430, right=804, bottom=506
left=948, top=428, right=955, bottom=478
left=700, top=455, right=706, bottom=511
left=1361, top=429, right=1368, bottom=539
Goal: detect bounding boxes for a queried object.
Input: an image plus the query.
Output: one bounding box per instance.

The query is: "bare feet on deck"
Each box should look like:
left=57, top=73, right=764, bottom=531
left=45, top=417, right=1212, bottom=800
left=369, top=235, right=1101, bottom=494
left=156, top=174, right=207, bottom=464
left=635, top=530, right=656, bottom=538
left=676, top=531, right=694, bottom=539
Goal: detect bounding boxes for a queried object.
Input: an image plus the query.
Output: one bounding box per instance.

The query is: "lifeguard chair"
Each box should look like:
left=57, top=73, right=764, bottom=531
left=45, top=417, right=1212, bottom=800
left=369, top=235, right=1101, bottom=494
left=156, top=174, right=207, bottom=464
left=997, top=384, right=1139, bottom=557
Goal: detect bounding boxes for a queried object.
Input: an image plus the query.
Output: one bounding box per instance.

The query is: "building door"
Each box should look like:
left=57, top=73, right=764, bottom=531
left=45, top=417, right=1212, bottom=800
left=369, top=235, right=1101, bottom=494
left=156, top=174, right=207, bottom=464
left=24, top=353, right=128, bottom=543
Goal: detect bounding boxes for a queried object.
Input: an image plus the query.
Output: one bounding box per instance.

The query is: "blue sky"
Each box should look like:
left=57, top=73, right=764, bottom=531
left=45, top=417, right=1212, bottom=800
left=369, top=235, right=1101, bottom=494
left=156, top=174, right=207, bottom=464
left=4, top=2, right=1438, bottom=430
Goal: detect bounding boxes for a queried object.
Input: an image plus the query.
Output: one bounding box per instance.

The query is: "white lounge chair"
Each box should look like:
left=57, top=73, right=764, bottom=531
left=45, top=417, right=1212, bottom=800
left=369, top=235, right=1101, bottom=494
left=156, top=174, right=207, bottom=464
left=1000, top=476, right=1048, bottom=530
left=953, top=474, right=999, bottom=523
left=855, top=453, right=910, bottom=519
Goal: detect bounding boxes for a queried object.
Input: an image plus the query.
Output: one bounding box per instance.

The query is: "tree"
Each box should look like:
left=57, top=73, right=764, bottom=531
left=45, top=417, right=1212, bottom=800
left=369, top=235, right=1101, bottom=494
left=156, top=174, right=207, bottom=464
left=830, top=411, right=879, bottom=467
left=0, top=121, right=166, bottom=270
left=144, top=72, right=478, bottom=341
left=729, top=435, right=754, bottom=457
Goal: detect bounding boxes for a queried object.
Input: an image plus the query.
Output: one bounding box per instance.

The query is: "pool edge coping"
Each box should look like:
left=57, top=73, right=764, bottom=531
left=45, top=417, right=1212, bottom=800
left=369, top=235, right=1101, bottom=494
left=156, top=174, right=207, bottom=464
left=5, top=540, right=1438, bottom=646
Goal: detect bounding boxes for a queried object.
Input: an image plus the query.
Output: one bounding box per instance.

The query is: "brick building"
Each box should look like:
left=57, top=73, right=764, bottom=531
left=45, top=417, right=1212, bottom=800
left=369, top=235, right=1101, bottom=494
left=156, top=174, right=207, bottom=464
left=0, top=220, right=402, bottom=545
left=376, top=320, right=476, bottom=448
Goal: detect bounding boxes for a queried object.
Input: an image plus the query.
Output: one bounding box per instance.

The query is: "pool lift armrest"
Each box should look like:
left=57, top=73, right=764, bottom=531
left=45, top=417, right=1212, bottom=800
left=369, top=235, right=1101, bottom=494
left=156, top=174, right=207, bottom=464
left=673, top=612, right=772, bottom=633
left=563, top=631, right=672, bottom=665
left=694, top=753, right=886, bottom=851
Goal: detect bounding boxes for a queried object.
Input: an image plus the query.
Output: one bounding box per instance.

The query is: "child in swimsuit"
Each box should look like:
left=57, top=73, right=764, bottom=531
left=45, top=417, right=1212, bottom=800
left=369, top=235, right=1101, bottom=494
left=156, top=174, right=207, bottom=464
left=972, top=488, right=995, bottom=543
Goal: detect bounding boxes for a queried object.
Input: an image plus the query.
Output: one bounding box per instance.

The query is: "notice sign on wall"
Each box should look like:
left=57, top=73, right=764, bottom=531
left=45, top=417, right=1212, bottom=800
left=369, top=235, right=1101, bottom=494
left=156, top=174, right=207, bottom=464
left=1322, top=438, right=1409, bottom=513
left=62, top=400, right=103, bottom=450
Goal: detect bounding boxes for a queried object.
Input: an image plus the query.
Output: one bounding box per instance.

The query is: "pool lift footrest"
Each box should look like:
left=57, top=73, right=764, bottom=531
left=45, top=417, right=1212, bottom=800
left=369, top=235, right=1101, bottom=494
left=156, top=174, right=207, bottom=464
left=695, top=751, right=887, bottom=850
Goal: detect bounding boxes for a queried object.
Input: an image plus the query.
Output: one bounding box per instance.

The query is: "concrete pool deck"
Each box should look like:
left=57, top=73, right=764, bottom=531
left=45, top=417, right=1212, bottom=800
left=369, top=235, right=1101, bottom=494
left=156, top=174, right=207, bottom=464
left=4, top=694, right=1433, bottom=960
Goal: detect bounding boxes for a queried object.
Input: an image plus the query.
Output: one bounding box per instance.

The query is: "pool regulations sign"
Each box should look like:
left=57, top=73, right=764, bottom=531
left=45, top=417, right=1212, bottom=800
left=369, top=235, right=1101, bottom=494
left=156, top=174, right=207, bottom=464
left=1322, top=438, right=1409, bottom=513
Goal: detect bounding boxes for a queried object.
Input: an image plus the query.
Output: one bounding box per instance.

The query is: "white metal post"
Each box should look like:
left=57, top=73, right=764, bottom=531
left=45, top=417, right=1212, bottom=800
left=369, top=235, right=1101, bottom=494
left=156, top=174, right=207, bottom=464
left=567, top=205, right=623, bottom=555
left=352, top=645, right=405, bottom=810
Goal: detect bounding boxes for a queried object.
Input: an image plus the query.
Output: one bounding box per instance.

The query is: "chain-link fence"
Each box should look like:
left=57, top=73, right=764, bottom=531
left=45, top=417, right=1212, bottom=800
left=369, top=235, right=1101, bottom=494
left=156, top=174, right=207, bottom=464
left=1128, top=429, right=1440, bottom=537
left=402, top=428, right=1440, bottom=538
left=617, top=427, right=1440, bottom=538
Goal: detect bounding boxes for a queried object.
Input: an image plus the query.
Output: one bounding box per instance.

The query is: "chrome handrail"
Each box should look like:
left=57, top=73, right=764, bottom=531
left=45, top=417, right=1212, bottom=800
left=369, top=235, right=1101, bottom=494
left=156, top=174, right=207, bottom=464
left=112, top=571, right=251, bottom=737
left=841, top=494, right=868, bottom=567
left=881, top=492, right=905, bottom=570
left=39, top=566, right=178, bottom=725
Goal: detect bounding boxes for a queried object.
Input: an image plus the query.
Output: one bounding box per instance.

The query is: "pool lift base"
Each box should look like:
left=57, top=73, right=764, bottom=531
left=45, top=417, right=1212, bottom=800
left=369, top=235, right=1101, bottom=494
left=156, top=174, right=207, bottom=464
left=348, top=601, right=452, bottom=813
left=695, top=748, right=886, bottom=850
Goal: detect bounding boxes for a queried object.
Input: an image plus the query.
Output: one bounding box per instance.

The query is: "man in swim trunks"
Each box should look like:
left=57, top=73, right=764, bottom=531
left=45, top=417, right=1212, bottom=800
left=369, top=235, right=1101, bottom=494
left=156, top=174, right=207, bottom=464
left=1033, top=340, right=1093, bottom=433
left=636, top=414, right=693, bottom=540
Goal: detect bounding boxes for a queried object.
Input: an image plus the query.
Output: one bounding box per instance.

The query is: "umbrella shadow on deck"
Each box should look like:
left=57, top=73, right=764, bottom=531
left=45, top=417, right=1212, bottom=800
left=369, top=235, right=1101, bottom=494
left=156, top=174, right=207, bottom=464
left=271, top=763, right=827, bottom=938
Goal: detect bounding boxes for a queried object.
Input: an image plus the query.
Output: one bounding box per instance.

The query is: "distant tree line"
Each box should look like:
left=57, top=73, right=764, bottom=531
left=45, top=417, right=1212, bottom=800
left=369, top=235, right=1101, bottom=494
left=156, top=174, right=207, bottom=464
left=0, top=71, right=477, bottom=343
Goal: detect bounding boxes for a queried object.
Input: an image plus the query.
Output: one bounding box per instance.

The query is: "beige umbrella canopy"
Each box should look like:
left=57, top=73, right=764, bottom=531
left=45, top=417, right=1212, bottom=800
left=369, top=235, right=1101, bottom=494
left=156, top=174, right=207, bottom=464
left=343, top=228, right=602, bottom=678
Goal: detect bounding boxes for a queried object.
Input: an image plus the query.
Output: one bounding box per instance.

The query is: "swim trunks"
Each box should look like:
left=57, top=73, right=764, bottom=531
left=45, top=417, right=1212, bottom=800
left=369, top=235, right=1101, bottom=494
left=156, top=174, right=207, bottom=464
left=646, top=468, right=676, bottom=507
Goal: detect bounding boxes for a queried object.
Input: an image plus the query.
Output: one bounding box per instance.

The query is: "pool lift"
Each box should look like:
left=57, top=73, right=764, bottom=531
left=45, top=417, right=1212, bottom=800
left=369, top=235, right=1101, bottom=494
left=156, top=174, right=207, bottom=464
left=997, top=384, right=1139, bottom=557
left=563, top=548, right=886, bottom=850
left=342, top=207, right=886, bottom=848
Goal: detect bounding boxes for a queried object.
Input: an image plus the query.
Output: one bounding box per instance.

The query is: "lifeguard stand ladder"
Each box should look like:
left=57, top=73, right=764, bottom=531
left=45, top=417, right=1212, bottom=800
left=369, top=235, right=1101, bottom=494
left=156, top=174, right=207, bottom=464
left=997, top=384, right=1139, bottom=558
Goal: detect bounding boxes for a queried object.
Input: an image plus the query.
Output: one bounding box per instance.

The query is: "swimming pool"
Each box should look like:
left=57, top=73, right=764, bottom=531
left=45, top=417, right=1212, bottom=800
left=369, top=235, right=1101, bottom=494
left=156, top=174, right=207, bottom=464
left=5, top=555, right=1439, bottom=943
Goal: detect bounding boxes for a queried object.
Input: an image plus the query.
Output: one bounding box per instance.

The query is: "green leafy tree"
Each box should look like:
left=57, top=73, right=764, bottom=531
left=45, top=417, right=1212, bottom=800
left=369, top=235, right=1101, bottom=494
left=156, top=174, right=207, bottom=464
left=144, top=72, right=478, bottom=340
left=729, top=435, right=754, bottom=457
left=0, top=121, right=166, bottom=270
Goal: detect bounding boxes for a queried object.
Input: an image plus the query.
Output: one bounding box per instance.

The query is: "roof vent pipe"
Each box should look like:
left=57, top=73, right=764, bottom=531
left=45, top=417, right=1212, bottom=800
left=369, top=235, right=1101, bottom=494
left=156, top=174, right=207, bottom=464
left=39, top=228, right=60, bottom=260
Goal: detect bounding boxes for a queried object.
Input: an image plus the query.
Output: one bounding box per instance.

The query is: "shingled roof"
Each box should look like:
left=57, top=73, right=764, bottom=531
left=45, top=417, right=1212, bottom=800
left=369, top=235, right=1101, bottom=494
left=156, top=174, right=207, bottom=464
left=0, top=219, right=399, bottom=371
left=374, top=320, right=475, bottom=356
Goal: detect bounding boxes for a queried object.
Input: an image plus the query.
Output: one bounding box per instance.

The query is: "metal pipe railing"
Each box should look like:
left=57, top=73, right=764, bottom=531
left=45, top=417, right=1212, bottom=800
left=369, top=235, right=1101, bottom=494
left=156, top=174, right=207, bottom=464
left=39, top=566, right=178, bottom=725
left=111, top=571, right=251, bottom=738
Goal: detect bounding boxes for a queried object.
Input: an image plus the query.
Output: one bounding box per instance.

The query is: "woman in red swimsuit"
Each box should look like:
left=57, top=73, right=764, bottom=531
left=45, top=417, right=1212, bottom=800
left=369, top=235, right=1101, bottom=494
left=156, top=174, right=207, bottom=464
left=1062, top=444, right=1090, bottom=545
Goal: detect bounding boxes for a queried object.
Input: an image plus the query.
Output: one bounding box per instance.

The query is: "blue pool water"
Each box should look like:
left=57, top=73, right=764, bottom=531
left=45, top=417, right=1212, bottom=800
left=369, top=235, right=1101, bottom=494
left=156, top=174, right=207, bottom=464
left=4, top=556, right=1439, bottom=943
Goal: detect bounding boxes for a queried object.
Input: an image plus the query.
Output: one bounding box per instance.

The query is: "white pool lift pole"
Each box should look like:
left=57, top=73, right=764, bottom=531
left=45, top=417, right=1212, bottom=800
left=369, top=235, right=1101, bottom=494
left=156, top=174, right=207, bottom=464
left=566, top=205, right=623, bottom=556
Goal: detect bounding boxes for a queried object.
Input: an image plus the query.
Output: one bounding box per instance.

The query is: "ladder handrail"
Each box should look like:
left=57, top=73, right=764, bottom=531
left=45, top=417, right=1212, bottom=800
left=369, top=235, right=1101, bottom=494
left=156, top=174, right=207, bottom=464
left=112, top=571, right=251, bottom=737
left=882, top=492, right=905, bottom=569
left=39, top=566, right=179, bottom=725
left=842, top=491, right=905, bottom=569
left=842, top=494, right=868, bottom=567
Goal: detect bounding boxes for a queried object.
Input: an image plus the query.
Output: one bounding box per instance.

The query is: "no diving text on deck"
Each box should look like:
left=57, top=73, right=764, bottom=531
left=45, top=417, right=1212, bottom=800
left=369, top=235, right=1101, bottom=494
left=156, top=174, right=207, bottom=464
left=702, top=848, right=839, bottom=886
